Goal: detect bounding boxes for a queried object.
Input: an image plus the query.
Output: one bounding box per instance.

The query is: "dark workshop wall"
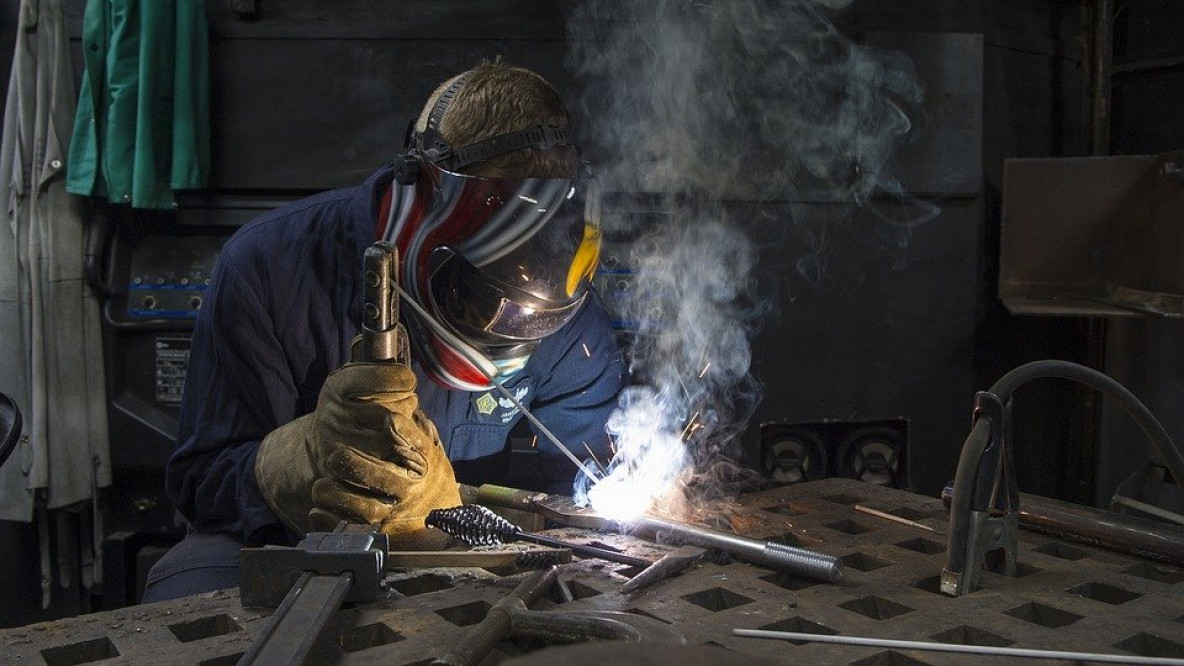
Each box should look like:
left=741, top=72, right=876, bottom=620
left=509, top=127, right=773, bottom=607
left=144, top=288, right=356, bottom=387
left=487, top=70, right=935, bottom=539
left=1097, top=0, right=1184, bottom=509
left=0, top=0, right=1143, bottom=628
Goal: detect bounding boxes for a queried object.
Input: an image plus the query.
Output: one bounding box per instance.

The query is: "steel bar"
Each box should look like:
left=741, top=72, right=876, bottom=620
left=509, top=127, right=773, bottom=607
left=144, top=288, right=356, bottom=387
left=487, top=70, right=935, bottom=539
left=237, top=572, right=353, bottom=666
left=734, top=629, right=1184, bottom=665
left=625, top=515, right=843, bottom=583
left=432, top=567, right=558, bottom=666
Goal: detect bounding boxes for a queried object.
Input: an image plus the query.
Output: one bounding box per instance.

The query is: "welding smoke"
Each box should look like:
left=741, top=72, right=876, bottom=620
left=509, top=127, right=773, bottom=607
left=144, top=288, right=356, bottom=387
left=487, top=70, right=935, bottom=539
left=566, top=0, right=925, bottom=519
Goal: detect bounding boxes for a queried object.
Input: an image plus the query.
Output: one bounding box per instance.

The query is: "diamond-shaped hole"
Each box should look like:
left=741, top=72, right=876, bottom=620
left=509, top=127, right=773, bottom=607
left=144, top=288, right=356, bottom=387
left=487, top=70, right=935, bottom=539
left=850, top=651, right=933, bottom=666
left=339, top=622, right=404, bottom=653
left=769, top=532, right=822, bottom=548
left=1125, top=562, right=1184, bottom=584
left=435, top=600, right=491, bottom=626
left=912, top=575, right=945, bottom=595
left=565, top=580, right=602, bottom=600
left=1114, top=632, right=1184, bottom=658
left=761, top=571, right=821, bottom=591
left=823, top=493, right=865, bottom=505
left=624, top=608, right=672, bottom=624
left=41, top=637, right=120, bottom=666
left=168, top=614, right=242, bottom=643
left=824, top=519, right=874, bottom=535
left=1004, top=601, right=1082, bottom=628
left=763, top=502, right=810, bottom=516
left=930, top=625, right=1013, bottom=647
left=895, top=537, right=944, bottom=555
left=389, top=573, right=454, bottom=596
left=757, top=616, right=838, bottom=645
left=1033, top=542, right=1089, bottom=560
left=840, top=552, right=892, bottom=572
left=1068, top=582, right=1142, bottom=605
left=839, top=595, right=914, bottom=621
left=681, top=587, right=754, bottom=612
left=198, top=654, right=244, bottom=666
left=883, top=506, right=941, bottom=521
left=1011, top=562, right=1040, bottom=577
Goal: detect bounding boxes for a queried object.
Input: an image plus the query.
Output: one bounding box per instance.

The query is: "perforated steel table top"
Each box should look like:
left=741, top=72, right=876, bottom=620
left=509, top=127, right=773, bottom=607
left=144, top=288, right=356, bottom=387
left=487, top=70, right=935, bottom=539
left=3, top=478, right=1183, bottom=665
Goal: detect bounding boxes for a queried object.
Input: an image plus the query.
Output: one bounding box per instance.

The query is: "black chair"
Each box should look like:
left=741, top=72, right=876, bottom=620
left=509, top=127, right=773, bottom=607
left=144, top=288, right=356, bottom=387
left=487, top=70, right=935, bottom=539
left=0, top=392, right=22, bottom=469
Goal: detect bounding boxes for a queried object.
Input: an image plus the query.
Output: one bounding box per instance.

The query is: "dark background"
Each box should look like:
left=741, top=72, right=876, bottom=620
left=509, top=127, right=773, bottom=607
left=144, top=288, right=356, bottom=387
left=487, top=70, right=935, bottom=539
left=0, top=0, right=1181, bottom=628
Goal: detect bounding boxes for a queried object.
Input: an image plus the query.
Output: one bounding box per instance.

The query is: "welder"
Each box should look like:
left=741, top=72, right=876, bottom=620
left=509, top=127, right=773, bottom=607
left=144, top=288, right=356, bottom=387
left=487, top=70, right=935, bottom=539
left=142, top=60, right=626, bottom=602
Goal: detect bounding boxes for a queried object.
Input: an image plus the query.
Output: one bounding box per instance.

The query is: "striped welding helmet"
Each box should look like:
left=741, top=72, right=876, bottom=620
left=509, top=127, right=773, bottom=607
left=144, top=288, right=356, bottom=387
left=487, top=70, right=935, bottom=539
left=384, top=157, right=602, bottom=391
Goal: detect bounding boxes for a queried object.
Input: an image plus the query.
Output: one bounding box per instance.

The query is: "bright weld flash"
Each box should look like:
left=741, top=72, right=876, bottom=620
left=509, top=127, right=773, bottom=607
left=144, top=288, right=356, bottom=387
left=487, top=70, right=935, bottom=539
left=584, top=416, right=689, bottom=521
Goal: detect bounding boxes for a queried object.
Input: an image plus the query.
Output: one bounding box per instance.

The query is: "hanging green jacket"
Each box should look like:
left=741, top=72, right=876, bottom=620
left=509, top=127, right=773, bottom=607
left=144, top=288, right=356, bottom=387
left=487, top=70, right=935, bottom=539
left=66, top=0, right=210, bottom=209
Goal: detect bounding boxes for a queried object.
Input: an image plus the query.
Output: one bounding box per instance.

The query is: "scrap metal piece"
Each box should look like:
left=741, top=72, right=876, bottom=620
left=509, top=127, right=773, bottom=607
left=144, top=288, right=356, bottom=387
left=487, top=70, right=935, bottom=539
left=433, top=566, right=686, bottom=666
left=239, top=526, right=388, bottom=607
left=620, top=545, right=705, bottom=593
left=237, top=523, right=388, bottom=665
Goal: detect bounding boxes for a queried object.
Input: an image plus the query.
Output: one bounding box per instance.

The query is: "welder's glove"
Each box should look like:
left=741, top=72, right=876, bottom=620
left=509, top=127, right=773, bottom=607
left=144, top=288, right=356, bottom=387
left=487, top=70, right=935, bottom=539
left=254, top=360, right=462, bottom=549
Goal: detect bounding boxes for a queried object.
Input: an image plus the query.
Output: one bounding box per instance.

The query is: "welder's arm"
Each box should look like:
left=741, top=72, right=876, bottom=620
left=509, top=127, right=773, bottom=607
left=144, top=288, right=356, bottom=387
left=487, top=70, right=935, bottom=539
left=254, top=355, right=462, bottom=547
left=255, top=241, right=461, bottom=548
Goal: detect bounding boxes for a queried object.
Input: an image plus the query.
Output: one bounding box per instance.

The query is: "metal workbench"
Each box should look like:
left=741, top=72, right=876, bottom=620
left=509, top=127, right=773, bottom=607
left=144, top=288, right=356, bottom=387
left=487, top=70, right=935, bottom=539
left=3, top=478, right=1182, bottom=665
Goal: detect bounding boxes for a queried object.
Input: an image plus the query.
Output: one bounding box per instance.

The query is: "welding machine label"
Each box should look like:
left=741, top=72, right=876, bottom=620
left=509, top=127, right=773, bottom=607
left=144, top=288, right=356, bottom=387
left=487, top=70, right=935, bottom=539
left=472, top=382, right=532, bottom=425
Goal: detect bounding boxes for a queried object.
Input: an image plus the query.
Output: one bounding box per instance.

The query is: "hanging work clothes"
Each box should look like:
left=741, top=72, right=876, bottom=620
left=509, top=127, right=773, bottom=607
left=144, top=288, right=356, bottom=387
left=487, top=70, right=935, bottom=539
left=66, top=0, right=210, bottom=209
left=0, top=0, right=111, bottom=521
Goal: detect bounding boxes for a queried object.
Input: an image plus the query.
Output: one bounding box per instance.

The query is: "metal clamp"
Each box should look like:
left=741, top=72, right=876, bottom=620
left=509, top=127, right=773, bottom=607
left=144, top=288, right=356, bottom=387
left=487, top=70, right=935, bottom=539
left=941, top=391, right=1019, bottom=597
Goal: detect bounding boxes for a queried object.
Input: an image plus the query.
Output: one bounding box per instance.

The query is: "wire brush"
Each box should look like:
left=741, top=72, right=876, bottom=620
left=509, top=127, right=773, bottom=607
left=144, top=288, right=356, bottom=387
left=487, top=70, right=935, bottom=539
left=427, top=505, right=651, bottom=568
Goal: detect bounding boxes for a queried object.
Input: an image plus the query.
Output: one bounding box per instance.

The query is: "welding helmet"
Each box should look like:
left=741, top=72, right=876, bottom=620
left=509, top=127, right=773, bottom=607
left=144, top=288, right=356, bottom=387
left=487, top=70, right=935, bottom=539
left=383, top=87, right=601, bottom=391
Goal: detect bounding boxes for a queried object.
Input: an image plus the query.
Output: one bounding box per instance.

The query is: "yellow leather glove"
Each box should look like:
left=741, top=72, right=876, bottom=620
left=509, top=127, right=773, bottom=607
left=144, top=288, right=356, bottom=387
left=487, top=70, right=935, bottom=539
left=254, top=360, right=462, bottom=549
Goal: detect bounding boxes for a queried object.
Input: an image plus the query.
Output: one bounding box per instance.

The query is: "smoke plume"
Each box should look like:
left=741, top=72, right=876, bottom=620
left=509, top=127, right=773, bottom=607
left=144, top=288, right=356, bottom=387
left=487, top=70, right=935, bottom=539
left=566, top=0, right=925, bottom=519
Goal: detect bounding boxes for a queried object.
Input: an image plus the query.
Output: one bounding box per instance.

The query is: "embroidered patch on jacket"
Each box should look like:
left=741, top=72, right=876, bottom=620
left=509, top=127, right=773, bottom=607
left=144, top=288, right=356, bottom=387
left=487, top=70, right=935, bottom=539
left=471, top=383, right=533, bottom=425
left=475, top=392, right=498, bottom=415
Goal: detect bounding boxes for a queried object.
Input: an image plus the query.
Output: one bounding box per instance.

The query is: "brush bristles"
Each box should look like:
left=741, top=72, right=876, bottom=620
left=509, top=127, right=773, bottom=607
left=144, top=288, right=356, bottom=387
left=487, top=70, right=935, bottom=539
left=426, top=504, right=519, bottom=546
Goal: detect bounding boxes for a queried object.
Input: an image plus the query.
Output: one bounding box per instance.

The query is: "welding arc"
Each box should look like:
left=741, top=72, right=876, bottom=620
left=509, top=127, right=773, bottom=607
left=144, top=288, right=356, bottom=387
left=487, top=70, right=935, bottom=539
left=427, top=505, right=650, bottom=568
left=392, top=282, right=601, bottom=482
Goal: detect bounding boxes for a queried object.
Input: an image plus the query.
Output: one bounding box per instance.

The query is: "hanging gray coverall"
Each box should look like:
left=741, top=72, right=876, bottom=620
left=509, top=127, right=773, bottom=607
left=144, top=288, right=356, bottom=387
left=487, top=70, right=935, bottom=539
left=0, top=0, right=111, bottom=520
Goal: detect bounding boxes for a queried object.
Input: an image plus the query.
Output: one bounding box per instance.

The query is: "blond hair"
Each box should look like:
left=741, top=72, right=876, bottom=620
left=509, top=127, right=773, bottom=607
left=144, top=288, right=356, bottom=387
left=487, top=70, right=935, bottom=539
left=416, top=60, right=579, bottom=178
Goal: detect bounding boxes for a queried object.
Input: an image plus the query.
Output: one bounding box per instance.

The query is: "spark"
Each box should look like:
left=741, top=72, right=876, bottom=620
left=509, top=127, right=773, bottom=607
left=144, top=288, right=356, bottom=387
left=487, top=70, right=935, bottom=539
left=519, top=195, right=539, bottom=204
left=608, top=436, right=617, bottom=456
left=530, top=435, right=538, bottom=448
left=698, top=362, right=712, bottom=378
left=679, top=411, right=701, bottom=441
left=582, top=343, right=591, bottom=357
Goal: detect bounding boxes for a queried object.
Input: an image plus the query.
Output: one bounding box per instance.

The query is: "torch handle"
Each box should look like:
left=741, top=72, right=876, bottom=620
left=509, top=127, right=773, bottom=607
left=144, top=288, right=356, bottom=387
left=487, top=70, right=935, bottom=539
left=360, top=242, right=401, bottom=363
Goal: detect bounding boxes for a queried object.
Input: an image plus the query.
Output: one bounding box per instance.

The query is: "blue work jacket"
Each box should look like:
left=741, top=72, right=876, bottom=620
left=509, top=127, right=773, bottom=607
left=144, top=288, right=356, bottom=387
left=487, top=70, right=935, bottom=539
left=166, top=164, right=626, bottom=544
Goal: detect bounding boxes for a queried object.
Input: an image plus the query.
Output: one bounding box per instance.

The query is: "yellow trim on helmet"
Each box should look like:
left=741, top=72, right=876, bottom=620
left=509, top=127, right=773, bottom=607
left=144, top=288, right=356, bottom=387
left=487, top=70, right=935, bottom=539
left=567, top=222, right=602, bottom=297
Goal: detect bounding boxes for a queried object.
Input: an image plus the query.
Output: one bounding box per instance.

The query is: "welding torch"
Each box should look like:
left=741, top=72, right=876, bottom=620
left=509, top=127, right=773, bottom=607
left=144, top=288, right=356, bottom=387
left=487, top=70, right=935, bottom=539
left=359, top=242, right=406, bottom=363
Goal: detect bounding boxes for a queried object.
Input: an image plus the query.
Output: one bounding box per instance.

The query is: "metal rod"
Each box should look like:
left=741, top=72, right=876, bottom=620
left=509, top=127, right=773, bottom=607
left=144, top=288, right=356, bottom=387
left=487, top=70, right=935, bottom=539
left=733, top=629, right=1184, bottom=665
left=629, top=515, right=843, bottom=583
left=515, top=532, right=650, bottom=568
left=238, top=572, right=353, bottom=666
left=854, top=504, right=942, bottom=534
